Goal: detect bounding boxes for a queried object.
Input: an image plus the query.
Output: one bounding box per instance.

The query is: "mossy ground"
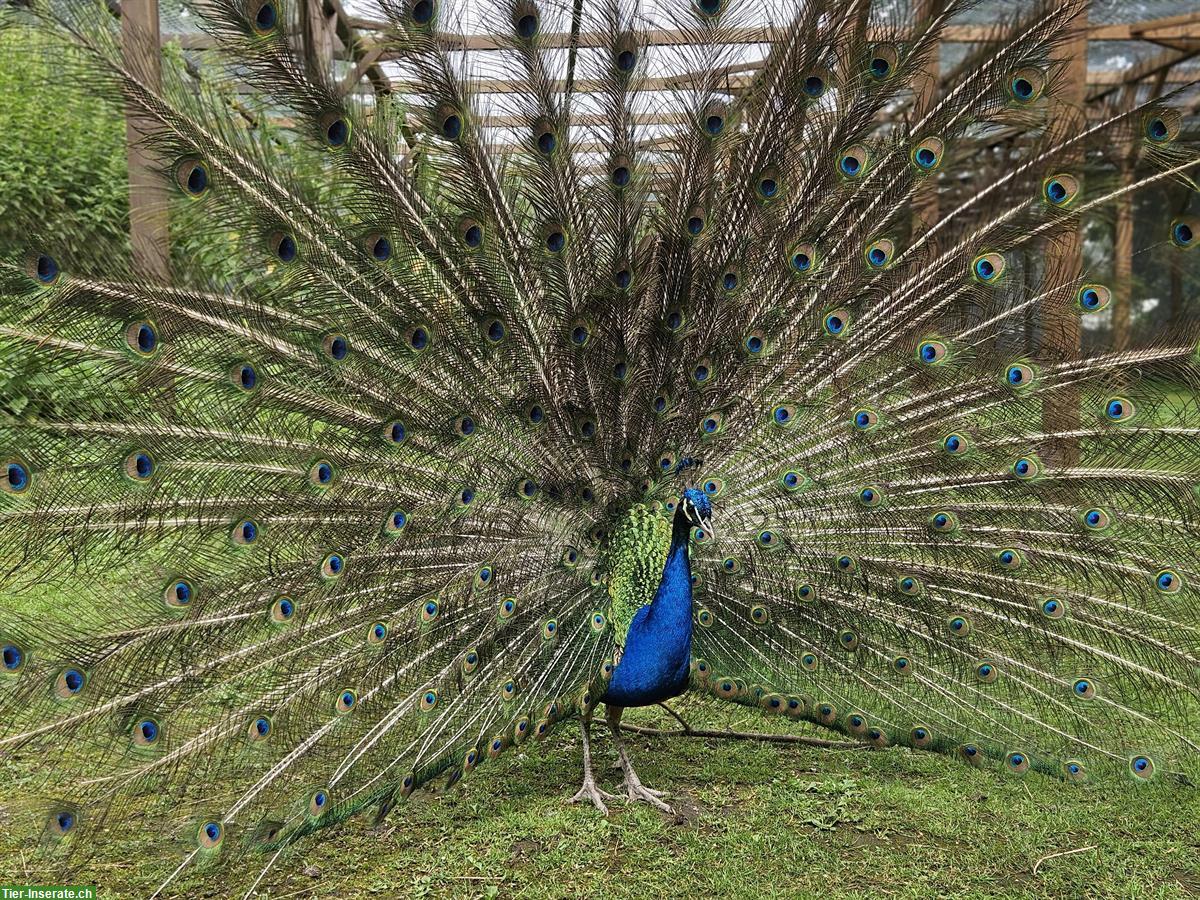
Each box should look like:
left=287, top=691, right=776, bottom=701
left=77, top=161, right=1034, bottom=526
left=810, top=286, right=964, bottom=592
left=2, top=702, right=1196, bottom=899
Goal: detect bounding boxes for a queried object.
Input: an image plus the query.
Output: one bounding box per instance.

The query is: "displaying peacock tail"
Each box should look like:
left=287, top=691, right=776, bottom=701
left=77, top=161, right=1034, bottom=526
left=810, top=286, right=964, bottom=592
left=1, top=0, right=1198, bottom=887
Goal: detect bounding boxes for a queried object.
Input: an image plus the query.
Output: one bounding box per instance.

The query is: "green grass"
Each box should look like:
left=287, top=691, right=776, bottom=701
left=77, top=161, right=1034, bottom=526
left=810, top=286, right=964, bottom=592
left=2, top=703, right=1197, bottom=899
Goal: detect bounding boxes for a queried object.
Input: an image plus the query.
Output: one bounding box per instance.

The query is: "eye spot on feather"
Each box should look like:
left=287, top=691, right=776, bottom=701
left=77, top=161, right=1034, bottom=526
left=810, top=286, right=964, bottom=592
left=247, top=0, right=278, bottom=33
left=2, top=459, right=30, bottom=495
left=1008, top=67, right=1045, bottom=103
left=231, top=518, right=259, bottom=545
left=514, top=717, right=531, bottom=743
left=460, top=649, right=480, bottom=675
left=336, top=690, right=357, bottom=714
left=823, top=308, right=849, bottom=337
left=408, top=0, right=434, bottom=25
left=175, top=158, right=210, bottom=197
left=912, top=136, right=944, bottom=172
left=696, top=608, right=714, bottom=628
left=1042, top=174, right=1079, bottom=207
left=408, top=324, right=432, bottom=352
left=614, top=39, right=637, bottom=73
left=802, top=73, right=826, bottom=97
left=867, top=43, right=898, bottom=80
left=497, top=596, right=517, bottom=621
left=321, top=553, right=344, bottom=578
left=838, top=145, right=868, bottom=178
left=418, top=689, right=438, bottom=711
left=958, top=744, right=985, bottom=767
left=911, top=726, right=933, bottom=748
left=691, top=358, right=714, bottom=385
left=611, top=161, right=632, bottom=188
left=1012, top=455, right=1041, bottom=479
left=164, top=579, right=192, bottom=611
left=320, top=113, right=351, bottom=149
left=132, top=718, right=161, bottom=747
left=852, top=408, right=878, bottom=431
left=858, top=486, right=883, bottom=508
left=755, top=169, right=780, bottom=201
left=995, top=548, right=1023, bottom=570
left=321, top=332, right=348, bottom=361
left=457, top=486, right=476, bottom=507
left=309, top=789, right=330, bottom=816
left=897, top=576, right=921, bottom=596
left=270, top=231, right=297, bottom=264
left=48, top=809, right=77, bottom=836
left=270, top=596, right=295, bottom=623
left=797, top=582, right=815, bottom=602
left=1103, top=396, right=1136, bottom=422
left=817, top=703, right=837, bottom=725
left=772, top=404, right=796, bottom=427
left=975, top=661, right=999, bottom=684
left=124, top=320, right=158, bottom=356
left=309, top=459, right=335, bottom=487
left=834, top=554, right=857, bottom=573
left=756, top=529, right=780, bottom=548
left=384, top=509, right=409, bottom=536
left=230, top=362, right=258, bottom=392
left=918, top=340, right=948, bottom=365
left=1071, top=677, right=1096, bottom=700
left=864, top=238, right=895, bottom=269
left=892, top=656, right=912, bottom=676
left=541, top=620, right=557, bottom=640
left=1081, top=507, right=1112, bottom=531
left=1063, top=760, right=1087, bottom=783
left=790, top=242, right=817, bottom=274
left=1041, top=597, right=1068, bottom=620
left=198, top=821, right=223, bottom=849
left=455, top=414, right=477, bottom=438
left=1004, top=752, right=1030, bottom=775
left=928, top=510, right=957, bottom=533
left=942, top=432, right=968, bottom=455
left=946, top=615, right=971, bottom=637
left=1153, top=568, right=1182, bottom=594
left=695, top=0, right=723, bottom=17
left=514, top=5, right=539, bottom=40
left=1172, top=218, right=1195, bottom=249
left=721, top=556, right=742, bottom=575
left=1129, top=755, right=1155, bottom=780
left=533, top=120, right=557, bottom=155
left=749, top=605, right=769, bottom=625
left=971, top=252, right=1005, bottom=283
left=1004, top=363, right=1034, bottom=389
left=837, top=629, right=859, bottom=651
left=54, top=667, right=86, bottom=698
left=1077, top=284, right=1111, bottom=312
left=0, top=643, right=24, bottom=674
left=123, top=450, right=155, bottom=482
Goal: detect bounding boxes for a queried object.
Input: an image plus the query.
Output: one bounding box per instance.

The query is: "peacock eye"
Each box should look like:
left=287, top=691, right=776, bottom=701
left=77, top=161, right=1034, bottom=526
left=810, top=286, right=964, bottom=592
left=1042, top=174, right=1080, bottom=207
left=838, top=144, right=869, bottom=178
left=911, top=136, right=944, bottom=172
left=802, top=72, right=826, bottom=97
left=917, top=340, right=947, bottom=365
left=864, top=238, right=895, bottom=269
left=1008, top=67, right=1045, bottom=103
left=972, top=252, right=1005, bottom=283
left=1004, top=363, right=1034, bottom=389
left=1103, top=396, right=1137, bottom=423
left=823, top=309, right=849, bottom=337
left=1077, top=284, right=1111, bottom=312
left=852, top=408, right=879, bottom=431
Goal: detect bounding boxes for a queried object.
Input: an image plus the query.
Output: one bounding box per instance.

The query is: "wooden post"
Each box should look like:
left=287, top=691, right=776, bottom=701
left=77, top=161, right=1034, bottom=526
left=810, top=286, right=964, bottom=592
left=912, top=0, right=941, bottom=232
left=301, top=0, right=335, bottom=82
left=1111, top=163, right=1133, bottom=350
left=121, top=0, right=170, bottom=282
left=1040, top=1, right=1088, bottom=467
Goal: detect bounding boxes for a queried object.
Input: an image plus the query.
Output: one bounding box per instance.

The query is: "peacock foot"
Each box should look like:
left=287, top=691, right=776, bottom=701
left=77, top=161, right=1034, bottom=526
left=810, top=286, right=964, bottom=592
left=567, top=777, right=619, bottom=815
left=616, top=771, right=672, bottom=812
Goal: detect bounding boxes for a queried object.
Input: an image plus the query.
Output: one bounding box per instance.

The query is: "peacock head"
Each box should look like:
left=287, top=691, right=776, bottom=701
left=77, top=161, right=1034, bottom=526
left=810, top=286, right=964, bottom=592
left=680, top=487, right=714, bottom=540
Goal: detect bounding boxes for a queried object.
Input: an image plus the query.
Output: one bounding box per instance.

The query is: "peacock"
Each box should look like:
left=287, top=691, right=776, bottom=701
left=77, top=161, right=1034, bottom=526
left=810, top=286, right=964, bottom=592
left=1, top=0, right=1199, bottom=888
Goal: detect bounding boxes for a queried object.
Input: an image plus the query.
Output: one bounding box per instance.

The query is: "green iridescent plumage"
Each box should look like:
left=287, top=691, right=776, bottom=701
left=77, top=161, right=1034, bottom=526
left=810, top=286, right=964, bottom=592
left=601, top=503, right=672, bottom=653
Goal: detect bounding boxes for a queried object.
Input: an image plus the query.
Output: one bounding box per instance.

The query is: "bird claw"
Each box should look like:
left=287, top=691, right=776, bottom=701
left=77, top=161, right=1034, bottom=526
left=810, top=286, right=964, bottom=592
left=567, top=779, right=619, bottom=815
left=618, top=778, right=673, bottom=812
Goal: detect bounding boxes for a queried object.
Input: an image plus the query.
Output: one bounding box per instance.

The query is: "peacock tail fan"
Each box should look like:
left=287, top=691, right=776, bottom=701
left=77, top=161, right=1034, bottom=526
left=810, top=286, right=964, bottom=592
left=0, top=0, right=1198, bottom=887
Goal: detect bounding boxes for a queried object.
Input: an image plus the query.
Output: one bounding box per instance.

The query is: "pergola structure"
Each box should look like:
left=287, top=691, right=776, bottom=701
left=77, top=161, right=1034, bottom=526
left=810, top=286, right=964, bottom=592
left=119, top=0, right=1198, bottom=374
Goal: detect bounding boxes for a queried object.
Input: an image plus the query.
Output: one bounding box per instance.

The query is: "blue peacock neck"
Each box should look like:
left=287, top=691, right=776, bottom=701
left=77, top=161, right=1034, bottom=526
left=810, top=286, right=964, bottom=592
left=602, top=504, right=695, bottom=707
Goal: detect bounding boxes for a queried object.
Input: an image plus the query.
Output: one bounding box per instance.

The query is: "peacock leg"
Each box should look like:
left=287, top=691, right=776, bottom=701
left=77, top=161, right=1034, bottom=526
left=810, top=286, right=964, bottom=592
left=567, top=713, right=618, bottom=814
left=606, top=704, right=673, bottom=812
